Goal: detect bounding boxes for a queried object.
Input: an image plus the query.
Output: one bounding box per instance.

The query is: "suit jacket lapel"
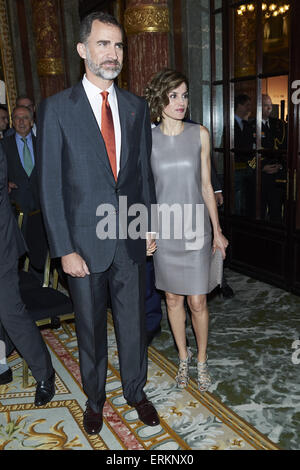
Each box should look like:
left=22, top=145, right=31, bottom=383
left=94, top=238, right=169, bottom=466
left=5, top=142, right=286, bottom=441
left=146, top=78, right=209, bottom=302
left=69, top=82, right=115, bottom=181
left=8, top=136, right=29, bottom=180
left=115, top=86, right=136, bottom=175
left=30, top=134, right=38, bottom=180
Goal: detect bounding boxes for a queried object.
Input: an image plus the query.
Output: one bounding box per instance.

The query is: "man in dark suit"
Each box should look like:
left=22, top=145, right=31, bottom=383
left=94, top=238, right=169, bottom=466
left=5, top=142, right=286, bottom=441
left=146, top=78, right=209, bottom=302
left=37, top=12, right=159, bottom=435
left=0, top=143, right=55, bottom=405
left=145, top=256, right=162, bottom=345
left=234, top=94, right=255, bottom=217
left=2, top=105, right=40, bottom=218
left=261, top=94, right=287, bottom=223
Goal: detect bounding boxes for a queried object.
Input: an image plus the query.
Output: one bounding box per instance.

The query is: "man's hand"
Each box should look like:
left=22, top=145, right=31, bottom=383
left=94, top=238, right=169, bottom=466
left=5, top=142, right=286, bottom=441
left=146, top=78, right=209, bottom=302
left=146, top=239, right=157, bottom=256
left=263, top=164, right=281, bottom=175
left=215, top=192, right=224, bottom=207
left=146, top=232, right=157, bottom=256
left=61, top=252, right=90, bottom=277
left=8, top=182, right=18, bottom=194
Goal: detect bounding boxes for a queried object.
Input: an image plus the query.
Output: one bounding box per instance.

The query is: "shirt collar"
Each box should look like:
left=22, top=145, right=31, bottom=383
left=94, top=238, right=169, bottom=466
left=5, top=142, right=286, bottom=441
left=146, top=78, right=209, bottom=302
left=82, top=74, right=116, bottom=100
left=234, top=115, right=244, bottom=129
left=16, top=131, right=32, bottom=142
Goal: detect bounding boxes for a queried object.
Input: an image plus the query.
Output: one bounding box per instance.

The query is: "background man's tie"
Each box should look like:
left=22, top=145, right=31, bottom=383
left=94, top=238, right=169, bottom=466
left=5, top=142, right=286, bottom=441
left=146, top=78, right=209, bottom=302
left=101, top=91, right=117, bottom=181
left=22, top=137, right=34, bottom=177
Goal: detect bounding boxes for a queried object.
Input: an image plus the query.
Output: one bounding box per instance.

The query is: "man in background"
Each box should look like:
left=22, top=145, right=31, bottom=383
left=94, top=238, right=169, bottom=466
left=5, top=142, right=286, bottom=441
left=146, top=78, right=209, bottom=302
left=234, top=94, right=255, bottom=218
left=2, top=105, right=39, bottom=224
left=0, top=143, right=55, bottom=406
left=261, top=94, right=287, bottom=223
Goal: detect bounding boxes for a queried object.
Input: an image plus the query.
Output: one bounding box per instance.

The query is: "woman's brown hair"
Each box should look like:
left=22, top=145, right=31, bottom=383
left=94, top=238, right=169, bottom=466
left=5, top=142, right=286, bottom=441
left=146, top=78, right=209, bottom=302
left=145, top=69, right=189, bottom=123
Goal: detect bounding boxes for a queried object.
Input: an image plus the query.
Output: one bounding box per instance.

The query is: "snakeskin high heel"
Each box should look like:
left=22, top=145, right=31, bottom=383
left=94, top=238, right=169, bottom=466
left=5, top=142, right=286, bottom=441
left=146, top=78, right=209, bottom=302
left=197, top=356, right=211, bottom=392
left=175, top=347, right=193, bottom=389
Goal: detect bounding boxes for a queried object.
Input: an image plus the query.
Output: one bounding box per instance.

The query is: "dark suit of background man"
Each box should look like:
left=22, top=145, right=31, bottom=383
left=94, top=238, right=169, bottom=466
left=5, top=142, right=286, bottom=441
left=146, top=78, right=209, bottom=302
left=37, top=11, right=159, bottom=435
left=261, top=94, right=287, bottom=223
left=2, top=106, right=40, bottom=230
left=0, top=143, right=55, bottom=405
left=234, top=94, right=255, bottom=217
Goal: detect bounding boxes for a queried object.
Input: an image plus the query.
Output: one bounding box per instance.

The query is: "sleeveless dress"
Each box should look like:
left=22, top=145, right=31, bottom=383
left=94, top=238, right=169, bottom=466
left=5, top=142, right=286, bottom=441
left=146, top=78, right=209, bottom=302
left=151, top=122, right=221, bottom=295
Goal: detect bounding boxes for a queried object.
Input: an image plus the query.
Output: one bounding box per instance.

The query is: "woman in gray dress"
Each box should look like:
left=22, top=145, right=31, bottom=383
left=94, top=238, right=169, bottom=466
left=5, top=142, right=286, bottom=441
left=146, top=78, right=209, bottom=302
left=145, top=69, right=228, bottom=392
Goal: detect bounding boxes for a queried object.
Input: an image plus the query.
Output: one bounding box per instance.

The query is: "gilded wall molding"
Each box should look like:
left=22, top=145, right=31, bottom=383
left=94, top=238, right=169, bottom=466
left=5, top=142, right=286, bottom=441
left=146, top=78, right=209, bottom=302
left=37, top=58, right=64, bottom=76
left=124, top=4, right=169, bottom=35
left=31, top=0, right=62, bottom=59
left=0, top=0, right=17, bottom=113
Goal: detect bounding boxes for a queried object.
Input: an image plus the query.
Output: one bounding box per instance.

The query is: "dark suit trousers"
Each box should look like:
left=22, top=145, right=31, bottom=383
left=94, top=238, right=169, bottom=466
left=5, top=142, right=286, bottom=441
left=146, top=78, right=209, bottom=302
left=68, top=240, right=147, bottom=413
left=146, top=258, right=162, bottom=333
left=0, top=261, right=54, bottom=382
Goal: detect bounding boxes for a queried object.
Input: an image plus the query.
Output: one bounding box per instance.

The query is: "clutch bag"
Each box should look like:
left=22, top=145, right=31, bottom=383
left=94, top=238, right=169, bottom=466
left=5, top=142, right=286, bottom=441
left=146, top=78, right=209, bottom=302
left=208, top=248, right=223, bottom=293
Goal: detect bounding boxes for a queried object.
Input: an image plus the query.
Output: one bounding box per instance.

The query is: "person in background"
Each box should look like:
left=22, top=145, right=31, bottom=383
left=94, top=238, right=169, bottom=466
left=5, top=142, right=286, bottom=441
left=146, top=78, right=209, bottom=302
left=145, top=257, right=162, bottom=346
left=260, top=94, right=287, bottom=223
left=234, top=94, right=255, bottom=217
left=2, top=105, right=40, bottom=237
left=0, top=142, right=55, bottom=406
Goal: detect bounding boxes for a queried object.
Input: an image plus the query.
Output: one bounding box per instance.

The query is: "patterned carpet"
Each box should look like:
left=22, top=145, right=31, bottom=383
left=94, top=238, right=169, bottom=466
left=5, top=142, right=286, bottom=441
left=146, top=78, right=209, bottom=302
left=152, top=269, right=300, bottom=451
left=0, top=312, right=278, bottom=451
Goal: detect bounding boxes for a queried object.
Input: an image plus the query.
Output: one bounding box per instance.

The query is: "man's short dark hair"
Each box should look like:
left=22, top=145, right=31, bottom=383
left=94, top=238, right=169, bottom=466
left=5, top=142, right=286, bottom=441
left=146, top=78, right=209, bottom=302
left=79, top=11, right=124, bottom=44
left=234, top=94, right=251, bottom=112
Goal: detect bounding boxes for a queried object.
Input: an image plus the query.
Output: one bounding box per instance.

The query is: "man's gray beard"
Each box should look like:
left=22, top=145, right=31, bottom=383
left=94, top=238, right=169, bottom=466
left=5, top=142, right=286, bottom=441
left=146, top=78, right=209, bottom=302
left=85, top=51, right=122, bottom=80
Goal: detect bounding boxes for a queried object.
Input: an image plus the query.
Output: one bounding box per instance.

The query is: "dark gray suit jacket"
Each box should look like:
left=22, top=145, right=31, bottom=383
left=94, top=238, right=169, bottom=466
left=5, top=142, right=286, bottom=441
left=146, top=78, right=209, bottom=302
left=37, top=82, right=156, bottom=273
left=0, top=144, right=26, bottom=275
left=0, top=144, right=53, bottom=379
left=1, top=134, right=40, bottom=213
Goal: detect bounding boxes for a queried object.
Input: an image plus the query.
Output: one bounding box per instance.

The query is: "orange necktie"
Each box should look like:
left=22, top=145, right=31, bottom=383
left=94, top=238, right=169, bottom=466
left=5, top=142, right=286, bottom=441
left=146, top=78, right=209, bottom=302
left=101, top=91, right=117, bottom=181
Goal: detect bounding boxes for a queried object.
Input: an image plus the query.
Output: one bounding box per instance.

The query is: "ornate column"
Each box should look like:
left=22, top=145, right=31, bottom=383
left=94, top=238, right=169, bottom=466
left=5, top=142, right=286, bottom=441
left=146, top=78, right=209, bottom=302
left=31, top=0, right=65, bottom=98
left=124, top=0, right=170, bottom=96
left=0, top=0, right=17, bottom=113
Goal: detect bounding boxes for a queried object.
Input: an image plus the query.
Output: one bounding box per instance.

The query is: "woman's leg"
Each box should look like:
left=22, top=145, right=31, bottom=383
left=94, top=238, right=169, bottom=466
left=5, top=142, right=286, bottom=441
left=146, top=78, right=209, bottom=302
left=165, top=292, right=187, bottom=360
left=187, top=294, right=211, bottom=391
left=187, top=294, right=209, bottom=362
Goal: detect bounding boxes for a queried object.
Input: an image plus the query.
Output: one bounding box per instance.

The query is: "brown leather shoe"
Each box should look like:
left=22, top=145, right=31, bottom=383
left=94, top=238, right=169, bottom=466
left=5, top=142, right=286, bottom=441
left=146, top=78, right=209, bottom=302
left=132, top=398, right=160, bottom=427
left=83, top=404, right=103, bottom=435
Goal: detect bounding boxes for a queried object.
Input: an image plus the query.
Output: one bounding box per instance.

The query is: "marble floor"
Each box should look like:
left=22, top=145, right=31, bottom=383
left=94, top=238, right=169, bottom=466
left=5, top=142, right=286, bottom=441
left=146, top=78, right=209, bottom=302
left=151, top=269, right=300, bottom=450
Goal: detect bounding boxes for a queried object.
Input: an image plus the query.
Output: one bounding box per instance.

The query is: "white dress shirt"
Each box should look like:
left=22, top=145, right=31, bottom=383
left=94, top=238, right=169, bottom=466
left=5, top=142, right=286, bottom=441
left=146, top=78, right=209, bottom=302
left=262, top=119, right=270, bottom=128
left=82, top=74, right=121, bottom=175
left=234, top=114, right=244, bottom=130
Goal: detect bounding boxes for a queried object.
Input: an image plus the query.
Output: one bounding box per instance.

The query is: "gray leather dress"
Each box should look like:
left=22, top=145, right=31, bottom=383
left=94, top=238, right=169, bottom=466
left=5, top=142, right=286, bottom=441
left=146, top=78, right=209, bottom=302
left=151, top=122, right=221, bottom=295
